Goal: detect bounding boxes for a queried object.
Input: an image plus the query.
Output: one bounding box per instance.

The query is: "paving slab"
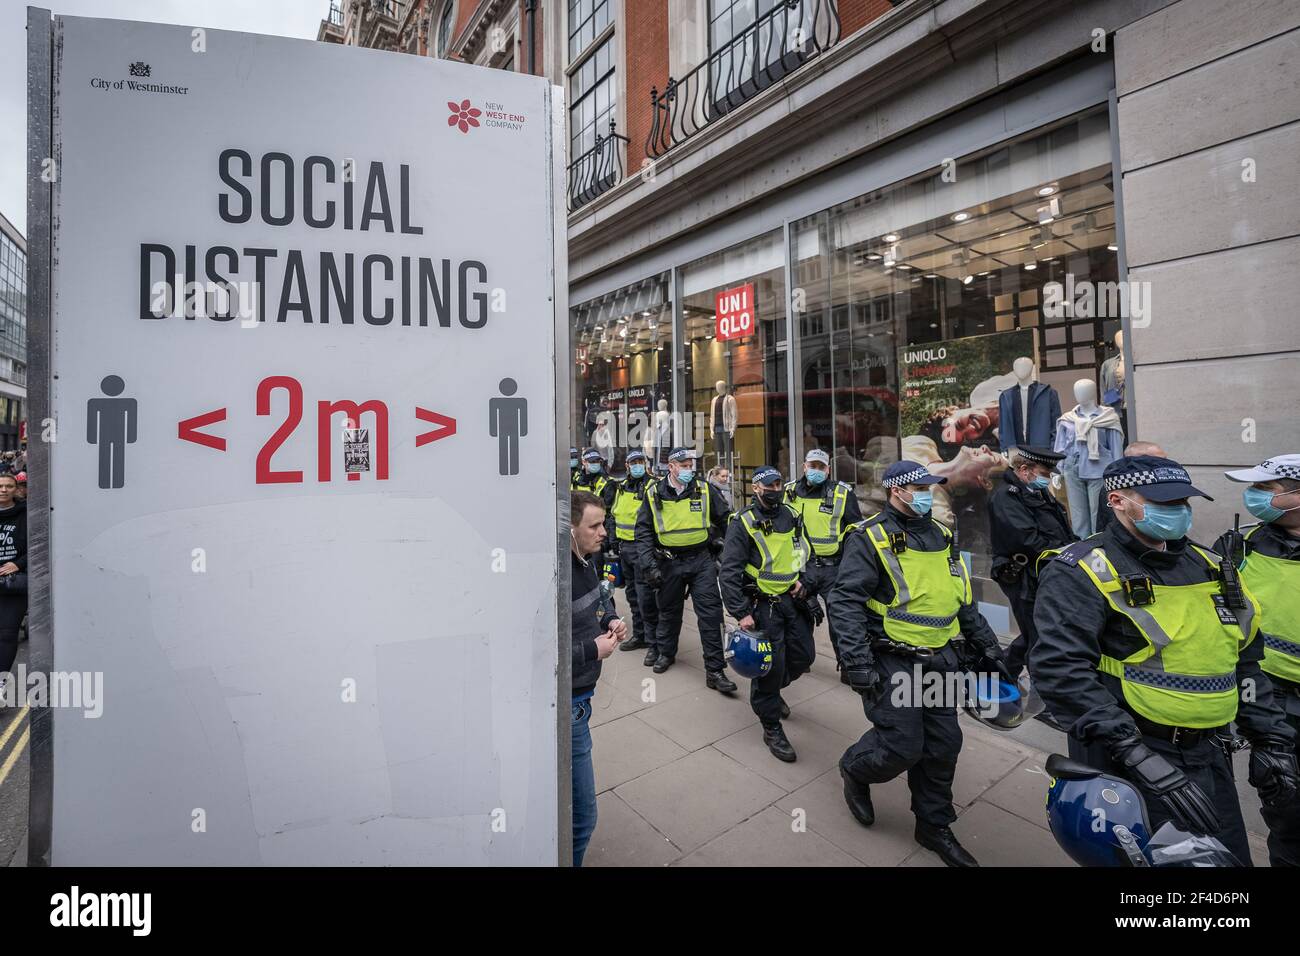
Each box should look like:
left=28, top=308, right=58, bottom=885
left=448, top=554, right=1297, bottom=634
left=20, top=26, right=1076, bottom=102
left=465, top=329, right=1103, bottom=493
left=775, top=767, right=928, bottom=866
left=634, top=688, right=758, bottom=752
left=792, top=683, right=871, bottom=740
left=614, top=747, right=786, bottom=853
left=979, top=756, right=1053, bottom=830
left=948, top=799, right=1073, bottom=867
left=676, top=805, right=863, bottom=867
left=714, top=719, right=857, bottom=793
left=591, top=714, right=688, bottom=793
left=584, top=792, right=681, bottom=868
left=588, top=682, right=652, bottom=729
left=952, top=732, right=1030, bottom=808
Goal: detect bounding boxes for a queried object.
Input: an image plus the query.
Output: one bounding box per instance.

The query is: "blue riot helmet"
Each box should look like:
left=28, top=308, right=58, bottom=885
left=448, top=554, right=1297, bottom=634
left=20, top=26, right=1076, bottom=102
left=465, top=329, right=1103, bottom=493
left=964, top=668, right=1045, bottom=731
left=1045, top=753, right=1153, bottom=867
left=724, top=626, right=773, bottom=680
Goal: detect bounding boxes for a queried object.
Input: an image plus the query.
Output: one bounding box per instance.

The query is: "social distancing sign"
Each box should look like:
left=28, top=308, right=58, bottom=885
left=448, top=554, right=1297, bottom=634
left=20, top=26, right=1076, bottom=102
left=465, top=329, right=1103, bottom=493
left=35, top=13, right=565, bottom=865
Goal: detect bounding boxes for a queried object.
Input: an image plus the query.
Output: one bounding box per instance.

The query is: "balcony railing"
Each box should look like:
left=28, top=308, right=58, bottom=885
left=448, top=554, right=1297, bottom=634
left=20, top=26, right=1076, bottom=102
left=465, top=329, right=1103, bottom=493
left=568, top=121, right=630, bottom=212
left=646, top=0, right=841, bottom=160
left=328, top=2, right=344, bottom=26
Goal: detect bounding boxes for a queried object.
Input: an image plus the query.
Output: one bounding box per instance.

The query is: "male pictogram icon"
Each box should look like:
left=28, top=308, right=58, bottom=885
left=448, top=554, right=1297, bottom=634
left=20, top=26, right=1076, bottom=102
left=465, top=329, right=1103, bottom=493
left=87, top=374, right=137, bottom=489
left=488, top=377, right=527, bottom=476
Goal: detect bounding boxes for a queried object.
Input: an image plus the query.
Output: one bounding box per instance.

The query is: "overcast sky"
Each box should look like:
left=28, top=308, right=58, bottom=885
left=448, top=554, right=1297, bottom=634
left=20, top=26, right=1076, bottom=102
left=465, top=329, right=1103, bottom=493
left=1, top=0, right=328, bottom=236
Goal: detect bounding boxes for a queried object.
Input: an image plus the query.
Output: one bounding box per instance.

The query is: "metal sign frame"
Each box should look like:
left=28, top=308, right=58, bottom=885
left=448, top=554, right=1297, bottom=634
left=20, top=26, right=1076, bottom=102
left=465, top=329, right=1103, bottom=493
left=24, top=6, right=572, bottom=866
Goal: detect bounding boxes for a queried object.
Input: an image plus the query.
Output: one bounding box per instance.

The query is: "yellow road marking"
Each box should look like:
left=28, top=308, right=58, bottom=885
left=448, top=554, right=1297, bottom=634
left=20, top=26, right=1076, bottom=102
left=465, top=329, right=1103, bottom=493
left=0, top=726, right=29, bottom=789
left=0, top=706, right=29, bottom=755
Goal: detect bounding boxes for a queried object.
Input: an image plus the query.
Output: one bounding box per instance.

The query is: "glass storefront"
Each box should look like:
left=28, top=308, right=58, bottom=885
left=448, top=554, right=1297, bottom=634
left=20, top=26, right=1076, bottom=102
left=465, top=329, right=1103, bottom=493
left=568, top=107, right=1121, bottom=595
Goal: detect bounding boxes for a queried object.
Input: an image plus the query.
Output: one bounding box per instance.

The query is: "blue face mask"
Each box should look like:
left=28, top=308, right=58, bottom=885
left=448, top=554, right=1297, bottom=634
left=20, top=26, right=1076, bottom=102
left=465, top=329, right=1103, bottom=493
left=904, top=490, right=933, bottom=515
left=805, top=469, right=827, bottom=486
left=1030, top=475, right=1052, bottom=491
left=677, top=469, right=696, bottom=485
left=1130, top=499, right=1193, bottom=541
left=586, top=463, right=602, bottom=475
left=629, top=465, right=646, bottom=479
left=570, top=458, right=579, bottom=469
left=1244, top=486, right=1291, bottom=523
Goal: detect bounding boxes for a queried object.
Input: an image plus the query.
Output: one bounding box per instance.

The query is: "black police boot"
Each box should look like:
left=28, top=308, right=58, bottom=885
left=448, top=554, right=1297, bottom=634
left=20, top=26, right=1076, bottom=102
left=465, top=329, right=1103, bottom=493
left=706, top=670, right=737, bottom=694
left=779, top=696, right=790, bottom=719
left=915, top=823, right=979, bottom=867
left=763, top=723, right=797, bottom=763
left=840, top=766, right=875, bottom=827
left=643, top=647, right=659, bottom=667
left=652, top=655, right=674, bottom=674
left=619, top=635, right=647, bottom=652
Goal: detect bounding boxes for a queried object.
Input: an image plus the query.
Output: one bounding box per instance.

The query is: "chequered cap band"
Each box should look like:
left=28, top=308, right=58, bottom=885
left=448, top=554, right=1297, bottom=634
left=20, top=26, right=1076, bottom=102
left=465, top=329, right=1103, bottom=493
left=1104, top=466, right=1192, bottom=492
left=1261, top=459, right=1300, bottom=479
left=884, top=468, right=929, bottom=488
left=753, top=467, right=782, bottom=484
left=1019, top=450, right=1059, bottom=466
left=668, top=448, right=695, bottom=462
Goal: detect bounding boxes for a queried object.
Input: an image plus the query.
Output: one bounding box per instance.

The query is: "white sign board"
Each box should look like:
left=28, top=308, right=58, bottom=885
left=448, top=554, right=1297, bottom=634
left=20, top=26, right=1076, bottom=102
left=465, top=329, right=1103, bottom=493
left=44, top=15, right=565, bottom=865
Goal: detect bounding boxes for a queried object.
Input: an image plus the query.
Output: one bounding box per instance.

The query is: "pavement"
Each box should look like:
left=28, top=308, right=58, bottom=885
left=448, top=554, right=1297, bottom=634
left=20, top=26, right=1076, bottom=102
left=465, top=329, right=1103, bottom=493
left=583, top=599, right=1274, bottom=867
left=0, top=640, right=30, bottom=868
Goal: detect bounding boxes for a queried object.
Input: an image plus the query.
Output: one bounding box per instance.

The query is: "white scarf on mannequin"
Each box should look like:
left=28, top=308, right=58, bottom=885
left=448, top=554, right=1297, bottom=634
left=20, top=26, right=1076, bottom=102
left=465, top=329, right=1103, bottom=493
left=1061, top=405, right=1123, bottom=460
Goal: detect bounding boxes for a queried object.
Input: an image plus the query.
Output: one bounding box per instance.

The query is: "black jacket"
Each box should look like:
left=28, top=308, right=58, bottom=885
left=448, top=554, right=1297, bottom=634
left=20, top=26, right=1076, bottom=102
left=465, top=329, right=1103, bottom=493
left=0, top=504, right=27, bottom=572
left=571, top=550, right=618, bottom=697
left=1030, top=521, right=1294, bottom=746
left=785, top=476, right=863, bottom=552
left=827, top=503, right=999, bottom=668
left=719, top=499, right=814, bottom=619
left=633, top=475, right=731, bottom=568
left=988, top=470, right=1075, bottom=595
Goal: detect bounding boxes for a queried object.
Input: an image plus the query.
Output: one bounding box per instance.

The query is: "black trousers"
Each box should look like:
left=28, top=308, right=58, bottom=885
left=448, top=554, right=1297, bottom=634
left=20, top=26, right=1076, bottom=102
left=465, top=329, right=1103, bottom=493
left=750, top=592, right=815, bottom=726
left=841, top=643, right=964, bottom=827
left=801, top=559, right=842, bottom=663
left=1261, top=687, right=1300, bottom=867
left=619, top=541, right=659, bottom=648
left=1068, top=732, right=1252, bottom=866
left=997, top=580, right=1037, bottom=677
left=655, top=548, right=725, bottom=672
left=0, top=592, right=26, bottom=674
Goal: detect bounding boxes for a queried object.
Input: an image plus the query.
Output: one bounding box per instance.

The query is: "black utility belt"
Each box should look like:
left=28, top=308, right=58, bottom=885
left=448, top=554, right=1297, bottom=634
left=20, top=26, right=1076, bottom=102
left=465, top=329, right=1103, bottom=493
left=871, top=637, right=946, bottom=659
left=1132, top=713, right=1231, bottom=749
left=810, top=553, right=841, bottom=566
left=663, top=543, right=709, bottom=557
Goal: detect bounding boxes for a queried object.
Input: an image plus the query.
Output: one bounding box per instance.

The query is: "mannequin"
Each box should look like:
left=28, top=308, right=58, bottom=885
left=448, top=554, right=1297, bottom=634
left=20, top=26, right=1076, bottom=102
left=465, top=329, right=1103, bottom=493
left=997, top=356, right=1060, bottom=452
left=1100, top=331, right=1127, bottom=439
left=710, top=380, right=738, bottom=465
left=653, top=398, right=673, bottom=468
left=593, top=415, right=614, bottom=465
left=1053, top=378, right=1125, bottom=537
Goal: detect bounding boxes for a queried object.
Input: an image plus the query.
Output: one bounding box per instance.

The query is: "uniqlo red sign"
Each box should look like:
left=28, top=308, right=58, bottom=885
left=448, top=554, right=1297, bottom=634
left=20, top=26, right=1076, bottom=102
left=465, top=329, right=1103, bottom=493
left=715, top=283, right=756, bottom=341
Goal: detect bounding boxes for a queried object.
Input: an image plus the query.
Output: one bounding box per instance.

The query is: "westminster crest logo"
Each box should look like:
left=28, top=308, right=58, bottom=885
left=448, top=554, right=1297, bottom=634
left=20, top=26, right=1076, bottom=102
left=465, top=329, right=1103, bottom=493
left=129, top=61, right=151, bottom=78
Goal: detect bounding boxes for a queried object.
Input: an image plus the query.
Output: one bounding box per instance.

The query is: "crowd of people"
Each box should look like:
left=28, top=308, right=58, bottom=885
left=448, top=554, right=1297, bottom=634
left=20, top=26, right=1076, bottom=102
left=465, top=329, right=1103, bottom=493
left=0, top=447, right=27, bottom=704
left=567, top=441, right=1300, bottom=869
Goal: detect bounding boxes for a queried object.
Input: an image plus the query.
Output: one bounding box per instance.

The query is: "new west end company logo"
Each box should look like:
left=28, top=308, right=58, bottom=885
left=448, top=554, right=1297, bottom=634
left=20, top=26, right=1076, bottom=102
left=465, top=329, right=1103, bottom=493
left=89, top=61, right=188, bottom=96
left=446, top=98, right=527, bottom=133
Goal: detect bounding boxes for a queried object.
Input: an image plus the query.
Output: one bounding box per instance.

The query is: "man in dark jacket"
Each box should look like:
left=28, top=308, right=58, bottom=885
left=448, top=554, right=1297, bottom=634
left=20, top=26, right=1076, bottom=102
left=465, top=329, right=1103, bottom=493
left=829, top=461, right=1004, bottom=866
left=1030, top=456, right=1297, bottom=865
left=570, top=490, right=626, bottom=866
left=988, top=446, right=1074, bottom=679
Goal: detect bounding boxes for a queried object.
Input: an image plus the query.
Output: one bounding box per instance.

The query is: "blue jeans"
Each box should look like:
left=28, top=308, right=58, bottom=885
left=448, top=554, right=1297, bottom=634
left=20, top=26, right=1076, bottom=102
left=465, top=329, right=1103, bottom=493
left=571, top=693, right=597, bottom=867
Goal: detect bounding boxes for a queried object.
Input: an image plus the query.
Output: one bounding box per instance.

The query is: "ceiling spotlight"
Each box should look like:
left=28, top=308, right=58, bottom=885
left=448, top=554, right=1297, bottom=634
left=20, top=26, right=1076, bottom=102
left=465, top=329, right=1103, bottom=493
left=929, top=322, right=939, bottom=328
left=896, top=264, right=912, bottom=270
left=1025, top=262, right=1037, bottom=271
left=641, top=310, right=652, bottom=316
left=925, top=273, right=937, bottom=278
left=962, top=275, right=974, bottom=285
left=866, top=253, right=882, bottom=261
left=1037, top=185, right=1056, bottom=197
left=1107, top=243, right=1118, bottom=252
left=978, top=271, right=989, bottom=276
left=883, top=233, right=900, bottom=243
left=594, top=323, right=604, bottom=330
left=952, top=212, right=970, bottom=222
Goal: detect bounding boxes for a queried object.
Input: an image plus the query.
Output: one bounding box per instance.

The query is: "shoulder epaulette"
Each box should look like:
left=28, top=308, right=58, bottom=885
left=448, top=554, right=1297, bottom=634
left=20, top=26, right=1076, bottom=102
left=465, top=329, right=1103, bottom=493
left=1051, top=539, right=1101, bottom=567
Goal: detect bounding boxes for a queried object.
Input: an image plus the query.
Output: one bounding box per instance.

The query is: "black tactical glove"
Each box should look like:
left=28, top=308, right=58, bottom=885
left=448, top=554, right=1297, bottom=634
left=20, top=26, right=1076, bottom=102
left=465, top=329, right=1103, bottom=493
left=1248, top=739, right=1299, bottom=808
left=845, top=665, right=882, bottom=707
left=1109, top=735, right=1221, bottom=835
left=642, top=558, right=664, bottom=588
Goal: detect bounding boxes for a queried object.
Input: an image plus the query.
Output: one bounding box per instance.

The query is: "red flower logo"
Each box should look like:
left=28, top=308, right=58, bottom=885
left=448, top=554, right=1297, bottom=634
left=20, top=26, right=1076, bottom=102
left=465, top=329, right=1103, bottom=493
left=447, top=99, right=481, bottom=133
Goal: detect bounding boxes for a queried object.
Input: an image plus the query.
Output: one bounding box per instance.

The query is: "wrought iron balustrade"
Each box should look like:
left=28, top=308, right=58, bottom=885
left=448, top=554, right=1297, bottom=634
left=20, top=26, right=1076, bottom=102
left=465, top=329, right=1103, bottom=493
left=568, top=121, right=630, bottom=212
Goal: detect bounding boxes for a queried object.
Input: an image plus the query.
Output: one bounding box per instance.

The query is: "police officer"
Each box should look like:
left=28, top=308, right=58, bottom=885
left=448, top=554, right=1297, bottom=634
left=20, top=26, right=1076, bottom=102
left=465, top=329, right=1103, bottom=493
left=988, top=446, right=1075, bottom=680
left=610, top=450, right=660, bottom=660
left=634, top=447, right=737, bottom=693
left=784, top=449, right=862, bottom=680
left=1030, top=455, right=1298, bottom=866
left=1220, top=454, right=1300, bottom=866
left=830, top=460, right=1003, bottom=866
left=572, top=448, right=616, bottom=531
left=720, top=465, right=817, bottom=762
left=568, top=447, right=582, bottom=489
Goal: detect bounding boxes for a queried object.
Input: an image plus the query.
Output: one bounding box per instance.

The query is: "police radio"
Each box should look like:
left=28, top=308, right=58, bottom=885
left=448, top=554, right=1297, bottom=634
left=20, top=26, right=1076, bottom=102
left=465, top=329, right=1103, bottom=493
left=1218, top=513, right=1248, bottom=611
